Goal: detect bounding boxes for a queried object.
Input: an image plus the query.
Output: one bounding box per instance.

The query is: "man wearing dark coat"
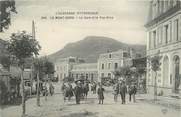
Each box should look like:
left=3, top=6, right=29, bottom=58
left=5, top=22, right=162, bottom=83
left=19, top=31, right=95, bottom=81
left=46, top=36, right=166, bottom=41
left=74, top=81, right=82, bottom=104
left=97, top=84, right=105, bottom=104
left=120, top=81, right=127, bottom=104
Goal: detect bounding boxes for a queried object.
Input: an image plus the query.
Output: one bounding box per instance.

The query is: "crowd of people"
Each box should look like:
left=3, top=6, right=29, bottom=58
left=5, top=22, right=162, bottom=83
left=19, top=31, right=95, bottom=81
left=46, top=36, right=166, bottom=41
left=61, top=79, right=137, bottom=105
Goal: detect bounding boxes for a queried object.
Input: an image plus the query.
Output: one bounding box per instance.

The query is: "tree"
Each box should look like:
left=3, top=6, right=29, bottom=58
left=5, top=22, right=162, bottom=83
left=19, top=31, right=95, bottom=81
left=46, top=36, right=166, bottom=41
left=33, top=57, right=54, bottom=102
left=0, top=56, right=11, bottom=71
left=113, top=66, right=133, bottom=84
left=43, top=59, right=55, bottom=79
left=41, top=57, right=54, bottom=100
left=148, top=54, right=162, bottom=101
left=0, top=0, right=17, bottom=32
left=8, top=31, right=41, bottom=117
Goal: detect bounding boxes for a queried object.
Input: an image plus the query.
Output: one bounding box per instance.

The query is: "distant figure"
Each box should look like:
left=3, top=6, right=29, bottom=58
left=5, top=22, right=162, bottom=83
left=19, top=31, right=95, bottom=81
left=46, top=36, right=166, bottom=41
left=113, top=82, right=119, bottom=102
left=74, top=81, right=82, bottom=104
left=91, top=82, right=97, bottom=94
left=97, top=84, right=105, bottom=104
left=61, top=83, right=66, bottom=93
left=61, top=83, right=67, bottom=101
left=49, top=83, right=54, bottom=96
left=42, top=82, right=48, bottom=97
left=83, top=82, right=89, bottom=99
left=120, top=81, right=127, bottom=104
left=129, top=83, right=137, bottom=103
left=66, top=83, right=73, bottom=101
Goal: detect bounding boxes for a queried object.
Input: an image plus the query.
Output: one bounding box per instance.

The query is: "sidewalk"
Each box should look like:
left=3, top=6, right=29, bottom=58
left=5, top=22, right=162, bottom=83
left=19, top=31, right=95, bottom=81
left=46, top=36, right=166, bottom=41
left=103, top=86, right=181, bottom=110
left=136, top=94, right=181, bottom=110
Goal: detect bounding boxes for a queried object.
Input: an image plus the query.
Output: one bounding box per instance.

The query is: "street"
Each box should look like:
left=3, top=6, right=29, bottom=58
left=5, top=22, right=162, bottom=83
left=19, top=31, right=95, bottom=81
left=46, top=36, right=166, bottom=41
left=1, top=83, right=180, bottom=117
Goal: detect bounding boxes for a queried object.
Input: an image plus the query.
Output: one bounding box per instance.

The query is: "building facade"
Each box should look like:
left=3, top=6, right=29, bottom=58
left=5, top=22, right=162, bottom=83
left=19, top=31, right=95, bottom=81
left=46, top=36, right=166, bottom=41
left=54, top=49, right=142, bottom=82
left=71, top=63, right=98, bottom=82
left=145, top=0, right=181, bottom=95
left=97, top=49, right=131, bottom=82
left=54, top=57, right=84, bottom=82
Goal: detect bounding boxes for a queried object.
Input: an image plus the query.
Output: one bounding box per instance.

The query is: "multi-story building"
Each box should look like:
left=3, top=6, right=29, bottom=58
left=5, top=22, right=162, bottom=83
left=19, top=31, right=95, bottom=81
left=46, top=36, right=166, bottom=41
left=97, top=49, right=131, bottom=82
left=54, top=56, right=84, bottom=82
left=54, top=49, right=142, bottom=82
left=71, top=63, right=98, bottom=82
left=145, top=0, right=181, bottom=95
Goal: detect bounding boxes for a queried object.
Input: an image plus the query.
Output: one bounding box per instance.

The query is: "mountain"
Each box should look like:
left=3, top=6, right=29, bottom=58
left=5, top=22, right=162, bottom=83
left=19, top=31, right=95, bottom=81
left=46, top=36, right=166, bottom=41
left=48, top=36, right=146, bottom=63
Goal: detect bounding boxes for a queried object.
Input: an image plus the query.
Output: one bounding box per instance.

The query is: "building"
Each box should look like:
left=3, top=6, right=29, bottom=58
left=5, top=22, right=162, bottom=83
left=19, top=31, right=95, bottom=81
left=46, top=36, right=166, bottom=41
left=54, top=56, right=85, bottom=82
left=97, top=49, right=131, bottom=82
left=54, top=49, right=143, bottom=83
left=145, top=0, right=181, bottom=95
left=71, top=63, right=98, bottom=82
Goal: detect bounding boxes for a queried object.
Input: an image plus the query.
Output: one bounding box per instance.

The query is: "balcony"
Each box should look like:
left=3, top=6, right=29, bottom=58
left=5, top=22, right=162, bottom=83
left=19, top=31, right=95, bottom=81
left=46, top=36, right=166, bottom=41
left=147, top=41, right=181, bottom=56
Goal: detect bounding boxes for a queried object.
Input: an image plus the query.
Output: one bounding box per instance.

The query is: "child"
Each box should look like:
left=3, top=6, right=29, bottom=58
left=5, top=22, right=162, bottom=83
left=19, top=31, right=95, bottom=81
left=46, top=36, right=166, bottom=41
left=97, top=84, right=105, bottom=104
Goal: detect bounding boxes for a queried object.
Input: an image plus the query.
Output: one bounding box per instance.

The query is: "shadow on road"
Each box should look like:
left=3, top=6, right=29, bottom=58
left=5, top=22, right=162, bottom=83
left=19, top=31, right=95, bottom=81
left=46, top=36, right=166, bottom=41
left=1, top=97, right=22, bottom=109
left=61, top=111, right=98, bottom=117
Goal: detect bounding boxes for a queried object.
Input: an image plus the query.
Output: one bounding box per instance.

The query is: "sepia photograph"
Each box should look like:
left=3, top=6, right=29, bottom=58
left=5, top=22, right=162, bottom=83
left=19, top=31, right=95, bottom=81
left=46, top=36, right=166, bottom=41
left=0, top=0, right=181, bottom=117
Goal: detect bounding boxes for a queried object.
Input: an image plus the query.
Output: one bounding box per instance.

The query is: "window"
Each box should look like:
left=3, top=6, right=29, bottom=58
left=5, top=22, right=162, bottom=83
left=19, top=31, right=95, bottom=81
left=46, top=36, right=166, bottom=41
left=114, top=63, right=118, bottom=69
left=101, top=64, right=104, bottom=70
left=153, top=30, right=156, bottom=48
left=91, top=73, right=94, bottom=79
left=101, top=73, right=104, bottom=78
left=149, top=32, right=152, bottom=49
left=69, top=58, right=75, bottom=62
left=165, top=1, right=169, bottom=10
left=108, top=73, right=111, bottom=78
left=109, top=54, right=112, bottom=58
left=86, top=74, right=88, bottom=79
left=108, top=63, right=111, bottom=69
left=173, top=0, right=177, bottom=6
left=170, top=74, right=172, bottom=84
left=165, top=25, right=169, bottom=44
left=123, top=52, right=129, bottom=57
left=76, top=74, right=78, bottom=79
left=160, top=27, right=163, bottom=44
left=175, top=19, right=179, bottom=41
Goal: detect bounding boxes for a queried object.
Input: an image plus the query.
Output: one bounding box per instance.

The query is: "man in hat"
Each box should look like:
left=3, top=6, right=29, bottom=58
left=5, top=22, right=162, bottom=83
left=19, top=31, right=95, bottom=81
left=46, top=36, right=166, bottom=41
left=74, top=81, right=82, bottom=104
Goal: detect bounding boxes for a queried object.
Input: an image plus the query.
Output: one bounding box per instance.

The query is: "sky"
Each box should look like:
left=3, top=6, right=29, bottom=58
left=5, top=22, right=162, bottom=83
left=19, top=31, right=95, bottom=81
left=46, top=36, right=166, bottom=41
left=0, top=0, right=149, bottom=56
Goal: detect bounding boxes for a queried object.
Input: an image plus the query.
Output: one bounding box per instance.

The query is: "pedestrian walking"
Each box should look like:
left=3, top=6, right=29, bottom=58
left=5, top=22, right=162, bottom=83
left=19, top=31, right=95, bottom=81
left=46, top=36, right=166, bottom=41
left=61, top=83, right=67, bottom=102
left=49, top=83, right=54, bottom=96
left=129, top=83, right=137, bottom=103
left=67, top=83, right=73, bottom=101
left=113, top=82, right=119, bottom=102
left=91, top=82, right=97, bottom=94
left=128, top=85, right=132, bottom=102
left=97, top=84, right=105, bottom=104
left=120, top=81, right=127, bottom=104
left=83, top=82, right=89, bottom=99
left=74, top=81, right=82, bottom=104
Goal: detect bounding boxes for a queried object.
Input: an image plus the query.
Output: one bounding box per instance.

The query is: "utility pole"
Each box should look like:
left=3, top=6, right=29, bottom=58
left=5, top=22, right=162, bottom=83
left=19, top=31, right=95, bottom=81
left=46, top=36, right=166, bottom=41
left=32, top=20, right=40, bottom=106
